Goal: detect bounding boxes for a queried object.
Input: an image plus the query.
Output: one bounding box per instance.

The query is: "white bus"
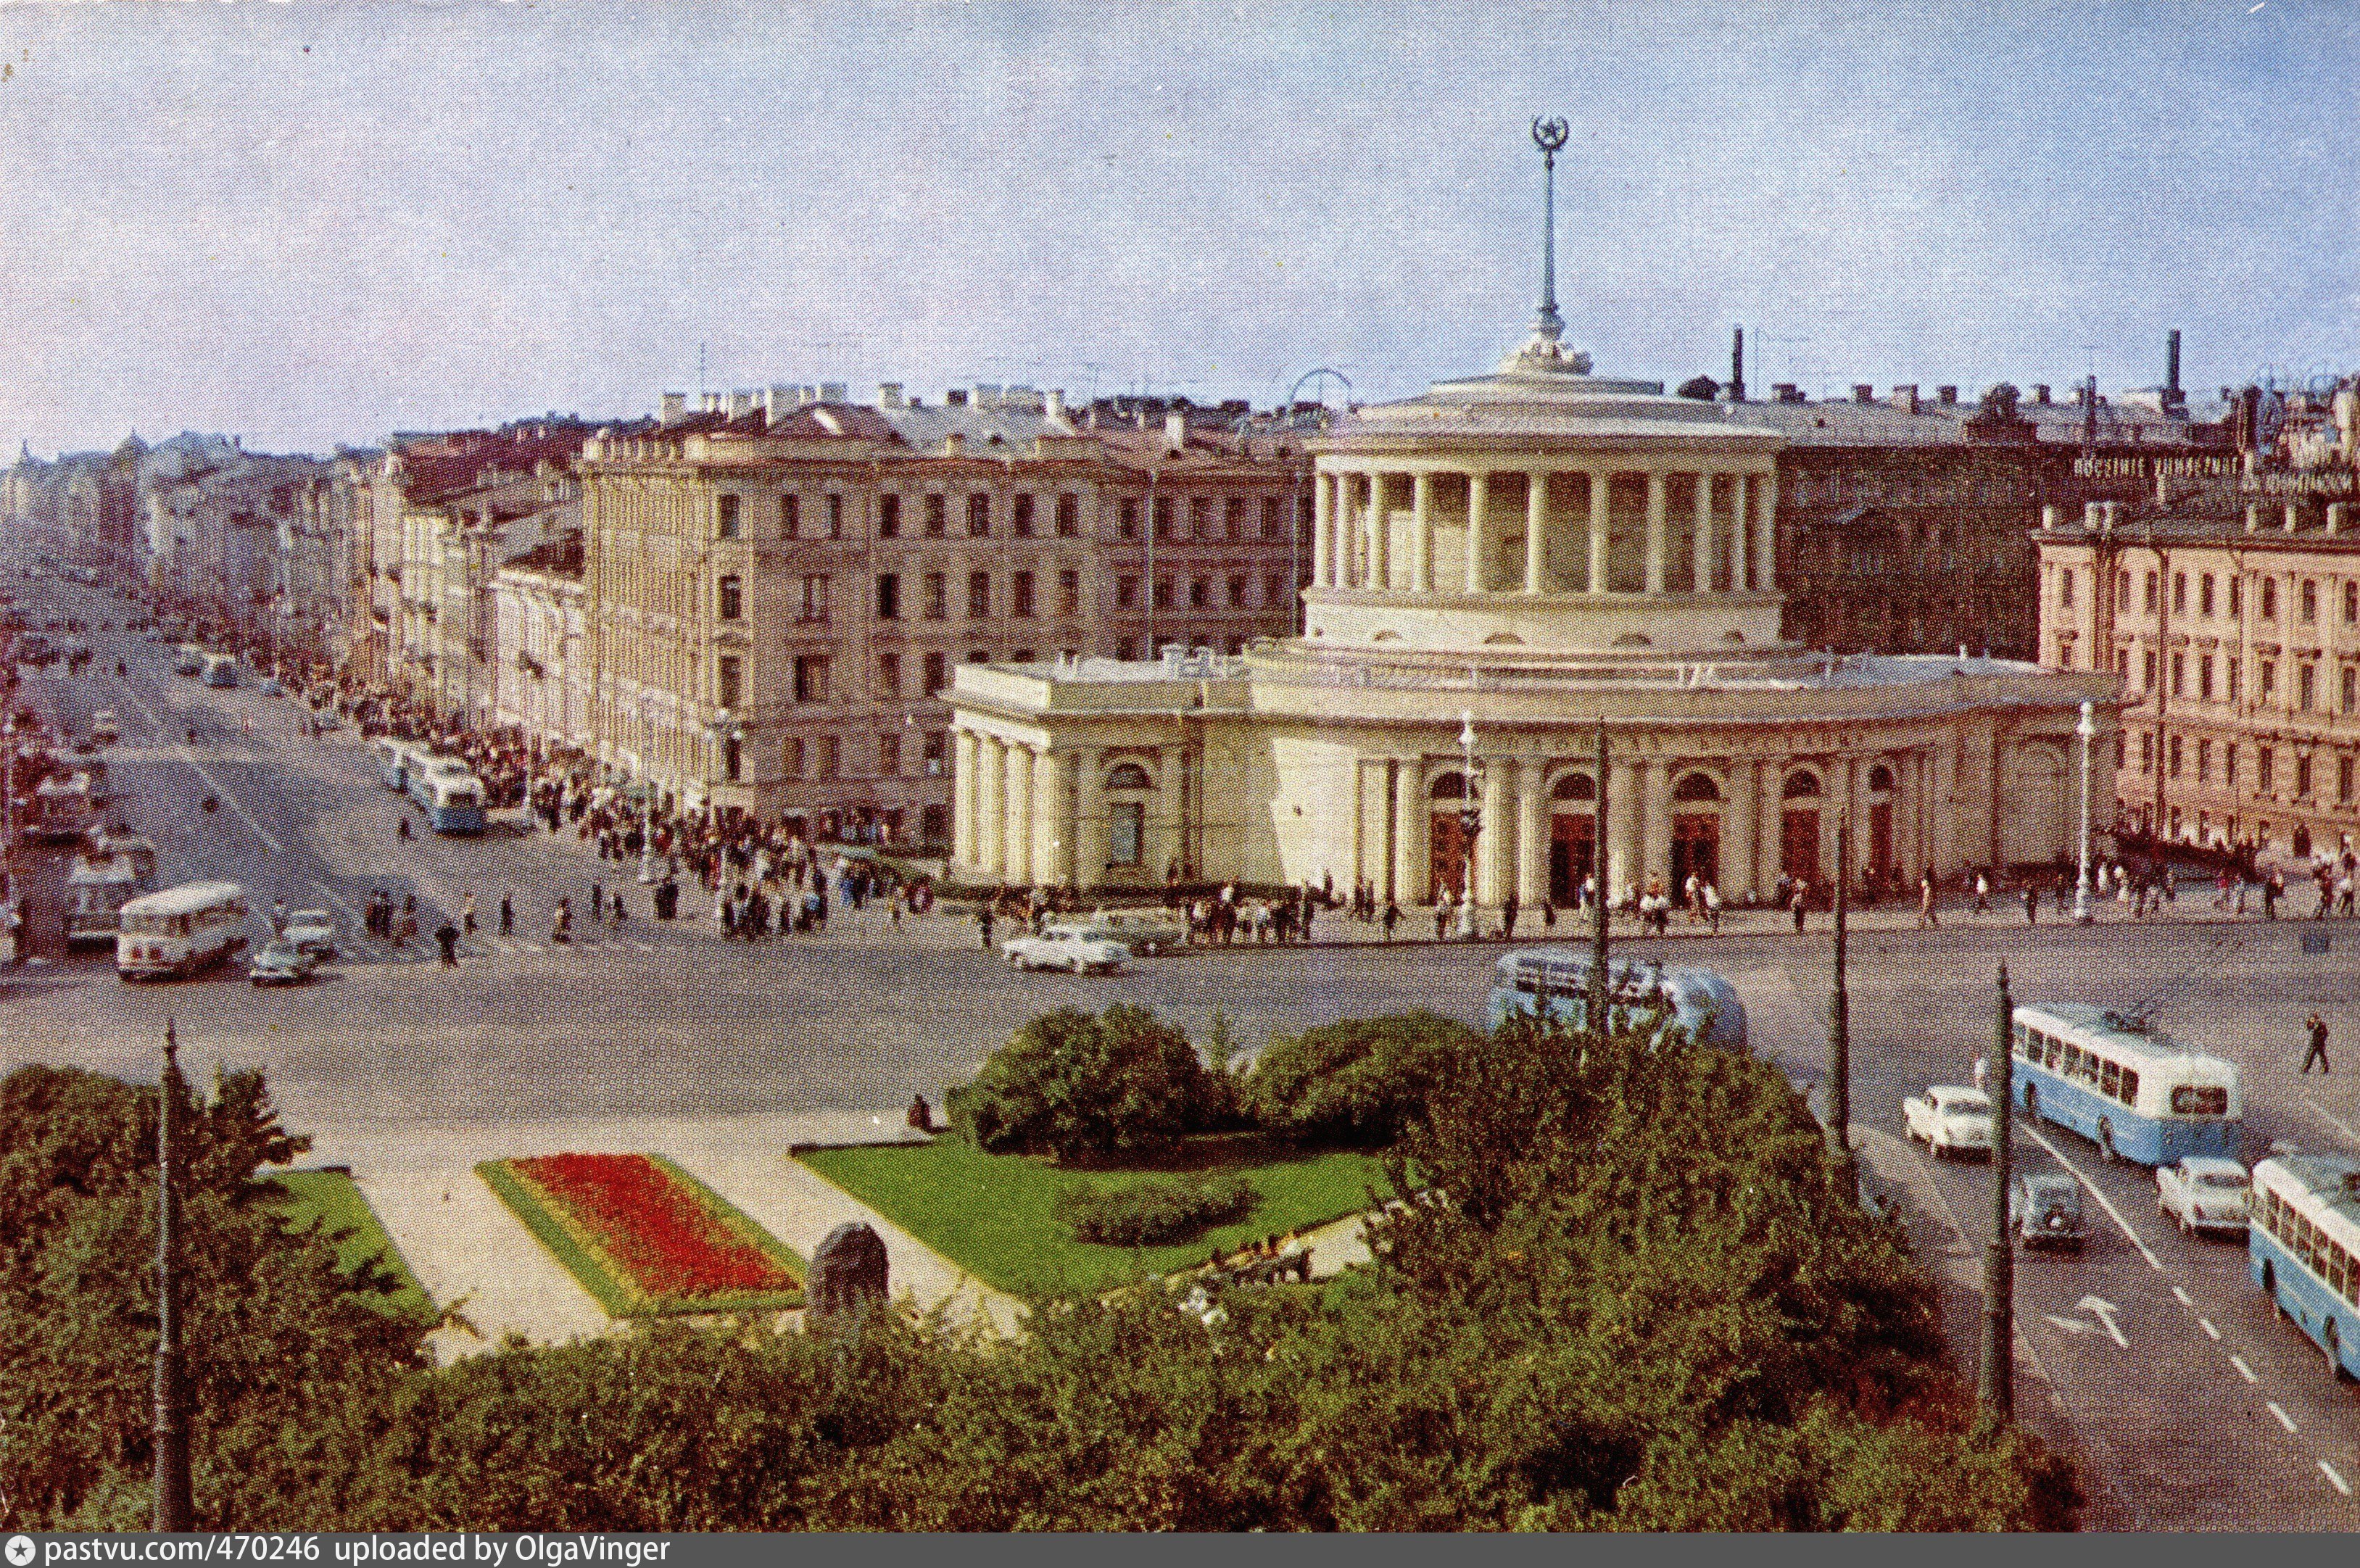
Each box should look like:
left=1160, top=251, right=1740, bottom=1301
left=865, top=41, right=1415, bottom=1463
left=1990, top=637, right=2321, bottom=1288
left=2008, top=1003, right=2243, bottom=1166
left=115, top=881, right=250, bottom=980
left=65, top=852, right=146, bottom=945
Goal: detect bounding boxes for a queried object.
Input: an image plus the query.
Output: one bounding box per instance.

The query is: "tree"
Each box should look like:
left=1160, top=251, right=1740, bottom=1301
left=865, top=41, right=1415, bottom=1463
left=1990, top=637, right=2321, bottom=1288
left=1241, top=1011, right=1476, bottom=1147
left=1677, top=374, right=1722, bottom=400
left=951, top=1004, right=1228, bottom=1163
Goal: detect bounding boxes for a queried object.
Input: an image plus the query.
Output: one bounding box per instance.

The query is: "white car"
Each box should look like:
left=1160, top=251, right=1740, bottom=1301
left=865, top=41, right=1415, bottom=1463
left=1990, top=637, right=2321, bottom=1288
left=281, top=908, right=339, bottom=960
left=1003, top=927, right=1127, bottom=974
left=2156, top=1156, right=2251, bottom=1237
left=1904, top=1085, right=1995, bottom=1159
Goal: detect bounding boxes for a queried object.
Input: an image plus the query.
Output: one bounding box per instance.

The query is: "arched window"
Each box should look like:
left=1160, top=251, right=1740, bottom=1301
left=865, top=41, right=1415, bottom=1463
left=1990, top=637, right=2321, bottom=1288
left=1551, top=772, right=1596, bottom=802
left=1782, top=770, right=1821, bottom=800
left=1868, top=763, right=1895, bottom=792
left=1429, top=771, right=1470, bottom=802
left=1672, top=771, right=1721, bottom=802
left=1105, top=763, right=1154, bottom=791
left=717, top=576, right=742, bottom=621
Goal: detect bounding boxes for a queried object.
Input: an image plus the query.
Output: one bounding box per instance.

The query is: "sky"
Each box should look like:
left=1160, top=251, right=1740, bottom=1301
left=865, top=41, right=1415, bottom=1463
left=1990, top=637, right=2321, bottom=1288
left=1, top=0, right=2356, bottom=458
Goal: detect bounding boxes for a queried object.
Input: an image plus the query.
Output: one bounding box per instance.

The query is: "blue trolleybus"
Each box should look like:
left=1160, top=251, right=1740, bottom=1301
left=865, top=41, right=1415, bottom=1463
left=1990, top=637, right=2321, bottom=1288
left=2249, top=1153, right=2360, bottom=1381
left=406, top=755, right=487, bottom=834
left=2008, top=1002, right=2241, bottom=1166
left=1486, top=946, right=1749, bottom=1053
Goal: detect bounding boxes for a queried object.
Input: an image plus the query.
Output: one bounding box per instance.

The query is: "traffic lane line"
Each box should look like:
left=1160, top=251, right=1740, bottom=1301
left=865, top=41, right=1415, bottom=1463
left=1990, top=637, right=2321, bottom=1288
left=2020, top=1121, right=2164, bottom=1272
left=2267, top=1401, right=2298, bottom=1434
left=2232, top=1354, right=2258, bottom=1382
left=2306, top=1098, right=2360, bottom=1150
left=2323, top=1461, right=2352, bottom=1497
left=107, top=668, right=282, bottom=853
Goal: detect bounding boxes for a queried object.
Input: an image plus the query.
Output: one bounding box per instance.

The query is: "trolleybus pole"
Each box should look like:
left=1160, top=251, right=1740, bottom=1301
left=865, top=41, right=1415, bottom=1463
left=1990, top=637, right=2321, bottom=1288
left=1978, top=964, right=2016, bottom=1423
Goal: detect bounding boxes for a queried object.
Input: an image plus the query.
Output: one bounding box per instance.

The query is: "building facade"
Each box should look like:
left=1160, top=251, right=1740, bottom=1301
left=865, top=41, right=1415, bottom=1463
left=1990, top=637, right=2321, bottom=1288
left=571, top=386, right=1309, bottom=843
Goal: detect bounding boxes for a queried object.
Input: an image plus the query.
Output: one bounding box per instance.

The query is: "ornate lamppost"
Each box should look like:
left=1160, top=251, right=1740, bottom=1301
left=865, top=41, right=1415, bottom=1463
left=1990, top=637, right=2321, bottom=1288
left=1456, top=710, right=1482, bottom=939
left=2074, top=700, right=2098, bottom=924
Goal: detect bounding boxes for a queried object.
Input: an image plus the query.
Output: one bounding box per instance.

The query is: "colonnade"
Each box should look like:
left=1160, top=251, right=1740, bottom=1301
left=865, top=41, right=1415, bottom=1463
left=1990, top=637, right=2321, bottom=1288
left=1308, top=463, right=1778, bottom=597
left=955, top=727, right=1149, bottom=889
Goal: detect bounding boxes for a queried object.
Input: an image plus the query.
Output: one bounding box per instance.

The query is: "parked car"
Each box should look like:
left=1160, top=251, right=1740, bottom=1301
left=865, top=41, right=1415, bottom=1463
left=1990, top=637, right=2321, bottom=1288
left=2008, top=1171, right=2087, bottom=1250
left=281, top=909, right=339, bottom=959
left=1903, top=1084, right=1995, bottom=1159
left=2156, top=1155, right=2251, bottom=1237
left=88, top=709, right=118, bottom=745
left=247, top=939, right=320, bottom=986
left=1003, top=927, right=1127, bottom=974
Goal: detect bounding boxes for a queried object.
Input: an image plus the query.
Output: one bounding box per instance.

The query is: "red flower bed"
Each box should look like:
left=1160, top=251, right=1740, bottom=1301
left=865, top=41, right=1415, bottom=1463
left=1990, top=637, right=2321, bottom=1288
left=513, top=1153, right=795, bottom=1301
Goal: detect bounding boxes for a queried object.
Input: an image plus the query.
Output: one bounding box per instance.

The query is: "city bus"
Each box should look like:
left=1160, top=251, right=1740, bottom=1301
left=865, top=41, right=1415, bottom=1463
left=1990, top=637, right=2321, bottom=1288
left=2248, top=1153, right=2360, bottom=1380
left=407, top=758, right=487, bottom=834
left=2008, top=1002, right=2242, bottom=1166
left=115, top=881, right=249, bottom=980
left=371, top=736, right=415, bottom=791
left=64, top=851, right=146, bottom=945
left=201, top=652, right=239, bottom=688
left=28, top=770, right=94, bottom=843
left=1486, top=946, right=1750, bottom=1053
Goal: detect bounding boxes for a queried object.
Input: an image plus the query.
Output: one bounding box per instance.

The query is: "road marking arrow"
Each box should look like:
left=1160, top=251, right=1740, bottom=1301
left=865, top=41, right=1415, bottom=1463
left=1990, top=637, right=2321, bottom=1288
left=2076, top=1294, right=2129, bottom=1348
left=2043, top=1313, right=2095, bottom=1335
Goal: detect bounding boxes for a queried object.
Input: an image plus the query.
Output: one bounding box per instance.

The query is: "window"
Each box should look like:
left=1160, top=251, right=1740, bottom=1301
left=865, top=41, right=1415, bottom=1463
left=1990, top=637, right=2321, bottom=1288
left=2263, top=578, right=2278, bottom=619
left=2298, top=753, right=2314, bottom=797
left=785, top=737, right=806, bottom=779
left=922, top=572, right=946, bottom=621
left=1010, top=649, right=1037, bottom=663
left=1012, top=494, right=1035, bottom=538
left=2197, top=738, right=2211, bottom=781
left=924, top=495, right=945, bottom=538
left=2173, top=572, right=2186, bottom=615
left=1191, top=497, right=1213, bottom=538
left=1012, top=571, right=1035, bottom=618
left=818, top=735, right=839, bottom=780
left=717, top=494, right=741, bottom=539
left=1115, top=575, right=1138, bottom=610
left=799, top=574, right=829, bottom=623
left=2229, top=660, right=2240, bottom=704
left=2116, top=569, right=2130, bottom=606
left=879, top=732, right=900, bottom=778
left=2226, top=744, right=2238, bottom=786
left=1058, top=569, right=1080, bottom=615
left=2348, top=581, right=2359, bottom=623
left=2169, top=735, right=2182, bottom=778
left=1118, top=498, right=1139, bottom=539
left=2171, top=652, right=2184, bottom=698
left=922, top=730, right=945, bottom=775
left=1154, top=578, right=1174, bottom=610
left=2198, top=655, right=2214, bottom=701
left=825, top=494, right=844, bottom=539
left=922, top=651, right=946, bottom=695
left=967, top=570, right=990, bottom=620
left=2200, top=573, right=2214, bottom=617
left=2342, top=755, right=2355, bottom=805
left=876, top=573, right=900, bottom=620
left=1227, top=496, right=1247, bottom=539
left=2059, top=567, right=2075, bottom=607
left=2142, top=650, right=2157, bottom=691
left=1116, top=638, right=1137, bottom=662
left=779, top=494, right=800, bottom=539
left=2144, top=571, right=2158, bottom=613
left=1227, top=574, right=1247, bottom=607
left=717, top=575, right=742, bottom=621
left=879, top=494, right=900, bottom=538
left=2260, top=746, right=2274, bottom=792
left=1153, top=497, right=1174, bottom=539
left=2229, top=577, right=2242, bottom=617
left=2140, top=732, right=2153, bottom=773
left=1259, top=496, right=1280, bottom=539
left=1056, top=493, right=1080, bottom=537
left=1266, top=572, right=1285, bottom=607
left=1109, top=801, right=1145, bottom=866
left=723, top=735, right=741, bottom=782
left=877, top=652, right=900, bottom=698
left=1189, top=577, right=1209, bottom=609
left=967, top=493, right=990, bottom=537
left=2301, top=663, right=2316, bottom=711
left=793, top=655, right=830, bottom=705
left=2346, top=665, right=2358, bottom=713
left=2261, top=660, right=2277, bottom=702
left=717, top=655, right=741, bottom=711
left=968, top=649, right=989, bottom=663
left=2304, top=579, right=2319, bottom=623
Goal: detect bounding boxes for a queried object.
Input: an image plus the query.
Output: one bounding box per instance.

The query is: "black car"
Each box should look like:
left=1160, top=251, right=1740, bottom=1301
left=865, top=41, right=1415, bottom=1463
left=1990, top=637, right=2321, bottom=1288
left=2008, top=1172, right=2087, bottom=1251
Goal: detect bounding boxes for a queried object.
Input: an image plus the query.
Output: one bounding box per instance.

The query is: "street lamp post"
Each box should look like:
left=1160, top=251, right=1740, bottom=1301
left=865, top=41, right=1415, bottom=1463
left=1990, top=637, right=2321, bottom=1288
left=1456, top=710, right=1481, bottom=939
left=2074, top=700, right=2098, bottom=924
left=1978, top=964, right=2017, bottom=1424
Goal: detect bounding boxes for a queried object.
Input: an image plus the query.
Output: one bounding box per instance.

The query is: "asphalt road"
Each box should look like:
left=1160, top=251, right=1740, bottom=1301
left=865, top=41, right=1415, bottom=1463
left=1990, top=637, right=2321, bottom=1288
left=9, top=568, right=2360, bottom=1528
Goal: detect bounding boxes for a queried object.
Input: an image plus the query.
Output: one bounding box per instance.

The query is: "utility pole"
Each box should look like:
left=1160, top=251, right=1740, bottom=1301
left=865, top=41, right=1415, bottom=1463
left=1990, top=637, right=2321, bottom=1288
left=1978, top=965, right=2016, bottom=1424
left=154, top=1019, right=193, bottom=1531
left=1828, top=806, right=1854, bottom=1192
left=1587, top=721, right=1611, bottom=1037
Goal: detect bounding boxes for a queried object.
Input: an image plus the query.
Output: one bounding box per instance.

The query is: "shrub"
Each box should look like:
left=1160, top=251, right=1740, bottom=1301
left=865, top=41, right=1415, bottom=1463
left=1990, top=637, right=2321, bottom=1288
left=1242, top=1010, right=1478, bottom=1147
left=951, top=1003, right=1227, bottom=1163
left=1056, top=1174, right=1254, bottom=1247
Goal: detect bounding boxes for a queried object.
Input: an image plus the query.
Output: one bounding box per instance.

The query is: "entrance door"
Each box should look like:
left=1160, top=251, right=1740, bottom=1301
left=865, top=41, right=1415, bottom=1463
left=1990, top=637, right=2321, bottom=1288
left=1780, top=808, right=1821, bottom=885
left=1549, top=813, right=1595, bottom=904
left=1670, top=812, right=1721, bottom=889
left=1868, top=800, right=1894, bottom=882
left=1430, top=812, right=1470, bottom=897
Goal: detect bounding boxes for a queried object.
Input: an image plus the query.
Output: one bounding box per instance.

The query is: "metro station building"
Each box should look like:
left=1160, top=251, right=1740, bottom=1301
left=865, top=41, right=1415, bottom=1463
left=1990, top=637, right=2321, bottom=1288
left=948, top=177, right=2119, bottom=906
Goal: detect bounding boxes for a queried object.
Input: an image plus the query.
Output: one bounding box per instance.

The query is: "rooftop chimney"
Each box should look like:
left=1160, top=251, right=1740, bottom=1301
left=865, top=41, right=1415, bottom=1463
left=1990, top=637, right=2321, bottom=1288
left=1937, top=386, right=1958, bottom=405
left=727, top=390, right=753, bottom=420
left=877, top=382, right=904, bottom=410
left=1890, top=384, right=1920, bottom=414
left=2166, top=329, right=2183, bottom=399
left=659, top=393, right=687, bottom=426
left=1772, top=382, right=1802, bottom=404
left=2286, top=502, right=2302, bottom=534
left=701, top=392, right=724, bottom=415
left=945, top=389, right=967, bottom=407
left=819, top=382, right=847, bottom=403
left=1729, top=326, right=1747, bottom=402
left=2032, top=383, right=2051, bottom=405
left=1852, top=383, right=1873, bottom=404
left=1164, top=410, right=1186, bottom=449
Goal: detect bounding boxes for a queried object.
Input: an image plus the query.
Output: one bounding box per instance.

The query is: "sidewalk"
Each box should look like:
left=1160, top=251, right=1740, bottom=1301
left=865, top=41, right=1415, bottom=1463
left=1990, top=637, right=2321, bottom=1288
left=304, top=1109, right=1021, bottom=1362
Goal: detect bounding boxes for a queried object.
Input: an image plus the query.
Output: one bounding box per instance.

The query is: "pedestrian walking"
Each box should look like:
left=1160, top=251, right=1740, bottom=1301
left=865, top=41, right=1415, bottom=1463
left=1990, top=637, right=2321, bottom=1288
left=1702, top=881, right=1722, bottom=934
left=396, top=814, right=411, bottom=841
left=1433, top=892, right=1451, bottom=942
left=1382, top=899, right=1401, bottom=941
left=2303, top=1011, right=2333, bottom=1075
left=2022, top=884, right=2038, bottom=926
left=552, top=897, right=572, bottom=944
left=1972, top=1054, right=1990, bottom=1095
left=1501, top=889, right=1519, bottom=942
left=979, top=905, right=995, bottom=951
left=434, top=921, right=460, bottom=966
left=461, top=892, right=477, bottom=935
left=1972, top=871, right=1990, bottom=913
left=499, top=893, right=513, bottom=937
left=270, top=898, right=287, bottom=936
left=1918, top=871, right=1940, bottom=929
left=1789, top=882, right=1808, bottom=933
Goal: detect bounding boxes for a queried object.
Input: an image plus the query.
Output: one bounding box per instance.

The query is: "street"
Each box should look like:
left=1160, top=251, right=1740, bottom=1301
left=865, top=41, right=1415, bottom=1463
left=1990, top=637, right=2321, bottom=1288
left=8, top=573, right=2360, bottom=1528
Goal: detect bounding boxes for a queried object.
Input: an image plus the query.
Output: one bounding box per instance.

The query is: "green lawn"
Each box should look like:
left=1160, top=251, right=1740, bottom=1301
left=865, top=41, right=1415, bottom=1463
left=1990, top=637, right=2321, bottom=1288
left=260, top=1169, right=435, bottom=1324
left=795, top=1135, right=1390, bottom=1296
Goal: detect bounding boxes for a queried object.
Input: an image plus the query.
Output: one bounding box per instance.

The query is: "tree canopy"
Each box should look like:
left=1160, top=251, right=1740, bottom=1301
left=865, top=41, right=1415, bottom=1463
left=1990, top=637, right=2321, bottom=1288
left=950, top=1003, right=1231, bottom=1163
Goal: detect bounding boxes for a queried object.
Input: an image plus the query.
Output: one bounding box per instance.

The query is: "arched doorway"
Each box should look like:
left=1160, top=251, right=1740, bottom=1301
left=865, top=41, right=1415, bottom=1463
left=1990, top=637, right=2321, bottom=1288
left=1866, top=763, right=1897, bottom=883
left=1781, top=769, right=1823, bottom=886
left=1669, top=770, right=1722, bottom=889
left=1548, top=771, right=1596, bottom=903
left=1429, top=771, right=1473, bottom=897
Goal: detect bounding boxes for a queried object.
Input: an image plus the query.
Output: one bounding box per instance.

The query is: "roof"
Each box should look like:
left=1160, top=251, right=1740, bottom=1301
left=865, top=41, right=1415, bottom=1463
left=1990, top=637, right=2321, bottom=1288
left=120, top=881, right=244, bottom=916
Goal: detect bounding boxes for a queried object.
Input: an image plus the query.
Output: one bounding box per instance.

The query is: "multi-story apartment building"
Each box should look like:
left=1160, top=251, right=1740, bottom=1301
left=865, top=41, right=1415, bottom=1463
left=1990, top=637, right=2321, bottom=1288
left=489, top=534, right=590, bottom=750
left=2035, top=479, right=2360, bottom=861
left=575, top=384, right=1311, bottom=844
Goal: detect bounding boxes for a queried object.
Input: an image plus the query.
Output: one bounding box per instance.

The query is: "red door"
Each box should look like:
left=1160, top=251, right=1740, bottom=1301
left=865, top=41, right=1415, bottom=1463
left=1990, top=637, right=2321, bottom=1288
left=1868, top=800, right=1894, bottom=882
left=1670, top=813, right=1721, bottom=889
left=1549, top=813, right=1595, bottom=904
left=1431, top=812, right=1469, bottom=897
left=1780, top=808, right=1821, bottom=885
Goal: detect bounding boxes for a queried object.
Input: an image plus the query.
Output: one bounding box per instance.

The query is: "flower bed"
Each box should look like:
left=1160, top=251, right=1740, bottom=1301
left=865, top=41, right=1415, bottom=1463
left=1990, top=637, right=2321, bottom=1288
left=480, top=1153, right=804, bottom=1317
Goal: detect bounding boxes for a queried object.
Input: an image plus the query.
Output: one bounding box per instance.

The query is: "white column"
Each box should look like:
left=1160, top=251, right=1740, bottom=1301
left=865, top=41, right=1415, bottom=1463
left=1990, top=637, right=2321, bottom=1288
left=1477, top=753, right=1510, bottom=907
left=1465, top=471, right=1490, bottom=594
left=1393, top=759, right=1425, bottom=905
left=1006, top=742, right=1035, bottom=885
left=1032, top=747, right=1064, bottom=886
left=1312, top=471, right=1333, bottom=589
left=1587, top=470, right=1610, bottom=594
left=954, top=728, right=980, bottom=868
left=1641, top=753, right=1673, bottom=885
left=1753, top=471, right=1779, bottom=592
left=1692, top=472, right=1713, bottom=592
left=1515, top=756, right=1547, bottom=905
left=1369, top=472, right=1391, bottom=590
left=1524, top=472, right=1547, bottom=593
left=1074, top=747, right=1106, bottom=887
left=1725, top=755, right=1760, bottom=899
left=1644, top=471, right=1668, bottom=594
left=978, top=735, right=1006, bottom=879
left=1412, top=473, right=1434, bottom=593
left=1607, top=755, right=1642, bottom=895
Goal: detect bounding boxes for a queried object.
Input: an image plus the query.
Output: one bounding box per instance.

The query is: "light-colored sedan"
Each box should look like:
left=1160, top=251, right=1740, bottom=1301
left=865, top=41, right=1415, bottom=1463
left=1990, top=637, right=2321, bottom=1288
left=1904, top=1085, right=1995, bottom=1159
left=2156, top=1156, right=2251, bottom=1237
left=1003, top=927, right=1127, bottom=974
left=282, top=909, right=339, bottom=959
left=247, top=940, right=320, bottom=986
